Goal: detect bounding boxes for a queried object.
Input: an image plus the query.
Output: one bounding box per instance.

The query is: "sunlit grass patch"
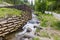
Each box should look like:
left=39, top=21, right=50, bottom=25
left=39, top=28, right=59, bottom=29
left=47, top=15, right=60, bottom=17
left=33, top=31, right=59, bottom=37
left=0, top=8, right=22, bottom=18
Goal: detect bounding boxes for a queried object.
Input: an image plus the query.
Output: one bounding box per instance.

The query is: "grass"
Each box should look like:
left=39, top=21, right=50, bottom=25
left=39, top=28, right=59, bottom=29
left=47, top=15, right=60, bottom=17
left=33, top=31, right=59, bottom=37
left=0, top=0, right=2, bottom=4
left=0, top=8, right=22, bottom=18
left=40, top=31, right=49, bottom=37
left=55, top=11, right=60, bottom=14
left=51, top=20, right=60, bottom=30
left=34, top=11, right=60, bottom=30
left=36, top=28, right=40, bottom=32
left=54, top=35, right=60, bottom=40
left=34, top=11, right=60, bottom=40
left=51, top=34, right=60, bottom=40
left=36, top=28, right=49, bottom=37
left=55, top=10, right=60, bottom=14
left=32, top=37, right=40, bottom=40
left=53, top=35, right=60, bottom=40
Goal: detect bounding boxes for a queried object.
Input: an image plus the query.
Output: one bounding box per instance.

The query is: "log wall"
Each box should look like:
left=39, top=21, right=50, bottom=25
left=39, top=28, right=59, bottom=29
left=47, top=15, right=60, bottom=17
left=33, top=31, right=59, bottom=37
left=0, top=4, right=32, bottom=37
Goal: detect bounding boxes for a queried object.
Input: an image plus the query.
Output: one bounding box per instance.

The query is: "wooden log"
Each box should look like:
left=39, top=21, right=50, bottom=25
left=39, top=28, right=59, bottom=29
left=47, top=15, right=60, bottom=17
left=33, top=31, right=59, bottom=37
left=6, top=23, right=14, bottom=26
left=7, top=25, right=16, bottom=28
left=2, top=24, right=7, bottom=27
left=0, top=25, right=2, bottom=28
left=5, top=27, right=14, bottom=32
left=14, top=21, right=20, bottom=24
left=16, top=25, right=21, bottom=28
left=13, top=18, right=19, bottom=20
left=7, top=20, right=13, bottom=23
left=8, top=20, right=17, bottom=22
left=0, top=27, right=7, bottom=31
left=10, top=27, right=18, bottom=32
left=7, top=18, right=13, bottom=20
left=0, top=32, right=2, bottom=34
left=0, top=32, right=9, bottom=36
left=22, top=20, right=25, bottom=22
left=0, top=20, right=7, bottom=24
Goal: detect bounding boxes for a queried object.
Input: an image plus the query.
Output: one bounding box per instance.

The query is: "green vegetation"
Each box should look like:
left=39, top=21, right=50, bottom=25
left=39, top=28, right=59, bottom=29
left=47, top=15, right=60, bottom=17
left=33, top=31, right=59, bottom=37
left=0, top=0, right=2, bottom=3
left=39, top=31, right=49, bottom=37
left=55, top=10, right=60, bottom=14
left=51, top=21, right=60, bottom=30
left=35, top=0, right=46, bottom=13
left=34, top=12, right=56, bottom=27
left=34, top=12, right=60, bottom=30
left=54, top=35, right=60, bottom=40
left=34, top=0, right=60, bottom=40
left=36, top=28, right=40, bottom=32
left=35, top=0, right=60, bottom=29
left=0, top=8, right=22, bottom=18
left=4, top=0, right=29, bottom=5
left=51, top=34, right=60, bottom=40
left=35, top=0, right=60, bottom=13
left=32, top=37, right=40, bottom=40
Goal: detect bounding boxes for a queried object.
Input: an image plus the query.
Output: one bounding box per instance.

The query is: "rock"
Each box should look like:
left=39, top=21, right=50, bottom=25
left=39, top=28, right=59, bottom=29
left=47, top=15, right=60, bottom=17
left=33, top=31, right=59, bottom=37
left=0, top=37, right=4, bottom=40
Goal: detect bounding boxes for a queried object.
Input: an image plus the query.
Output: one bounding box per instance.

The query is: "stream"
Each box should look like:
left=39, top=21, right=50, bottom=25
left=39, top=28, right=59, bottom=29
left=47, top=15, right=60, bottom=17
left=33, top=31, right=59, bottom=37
left=15, top=13, right=40, bottom=40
